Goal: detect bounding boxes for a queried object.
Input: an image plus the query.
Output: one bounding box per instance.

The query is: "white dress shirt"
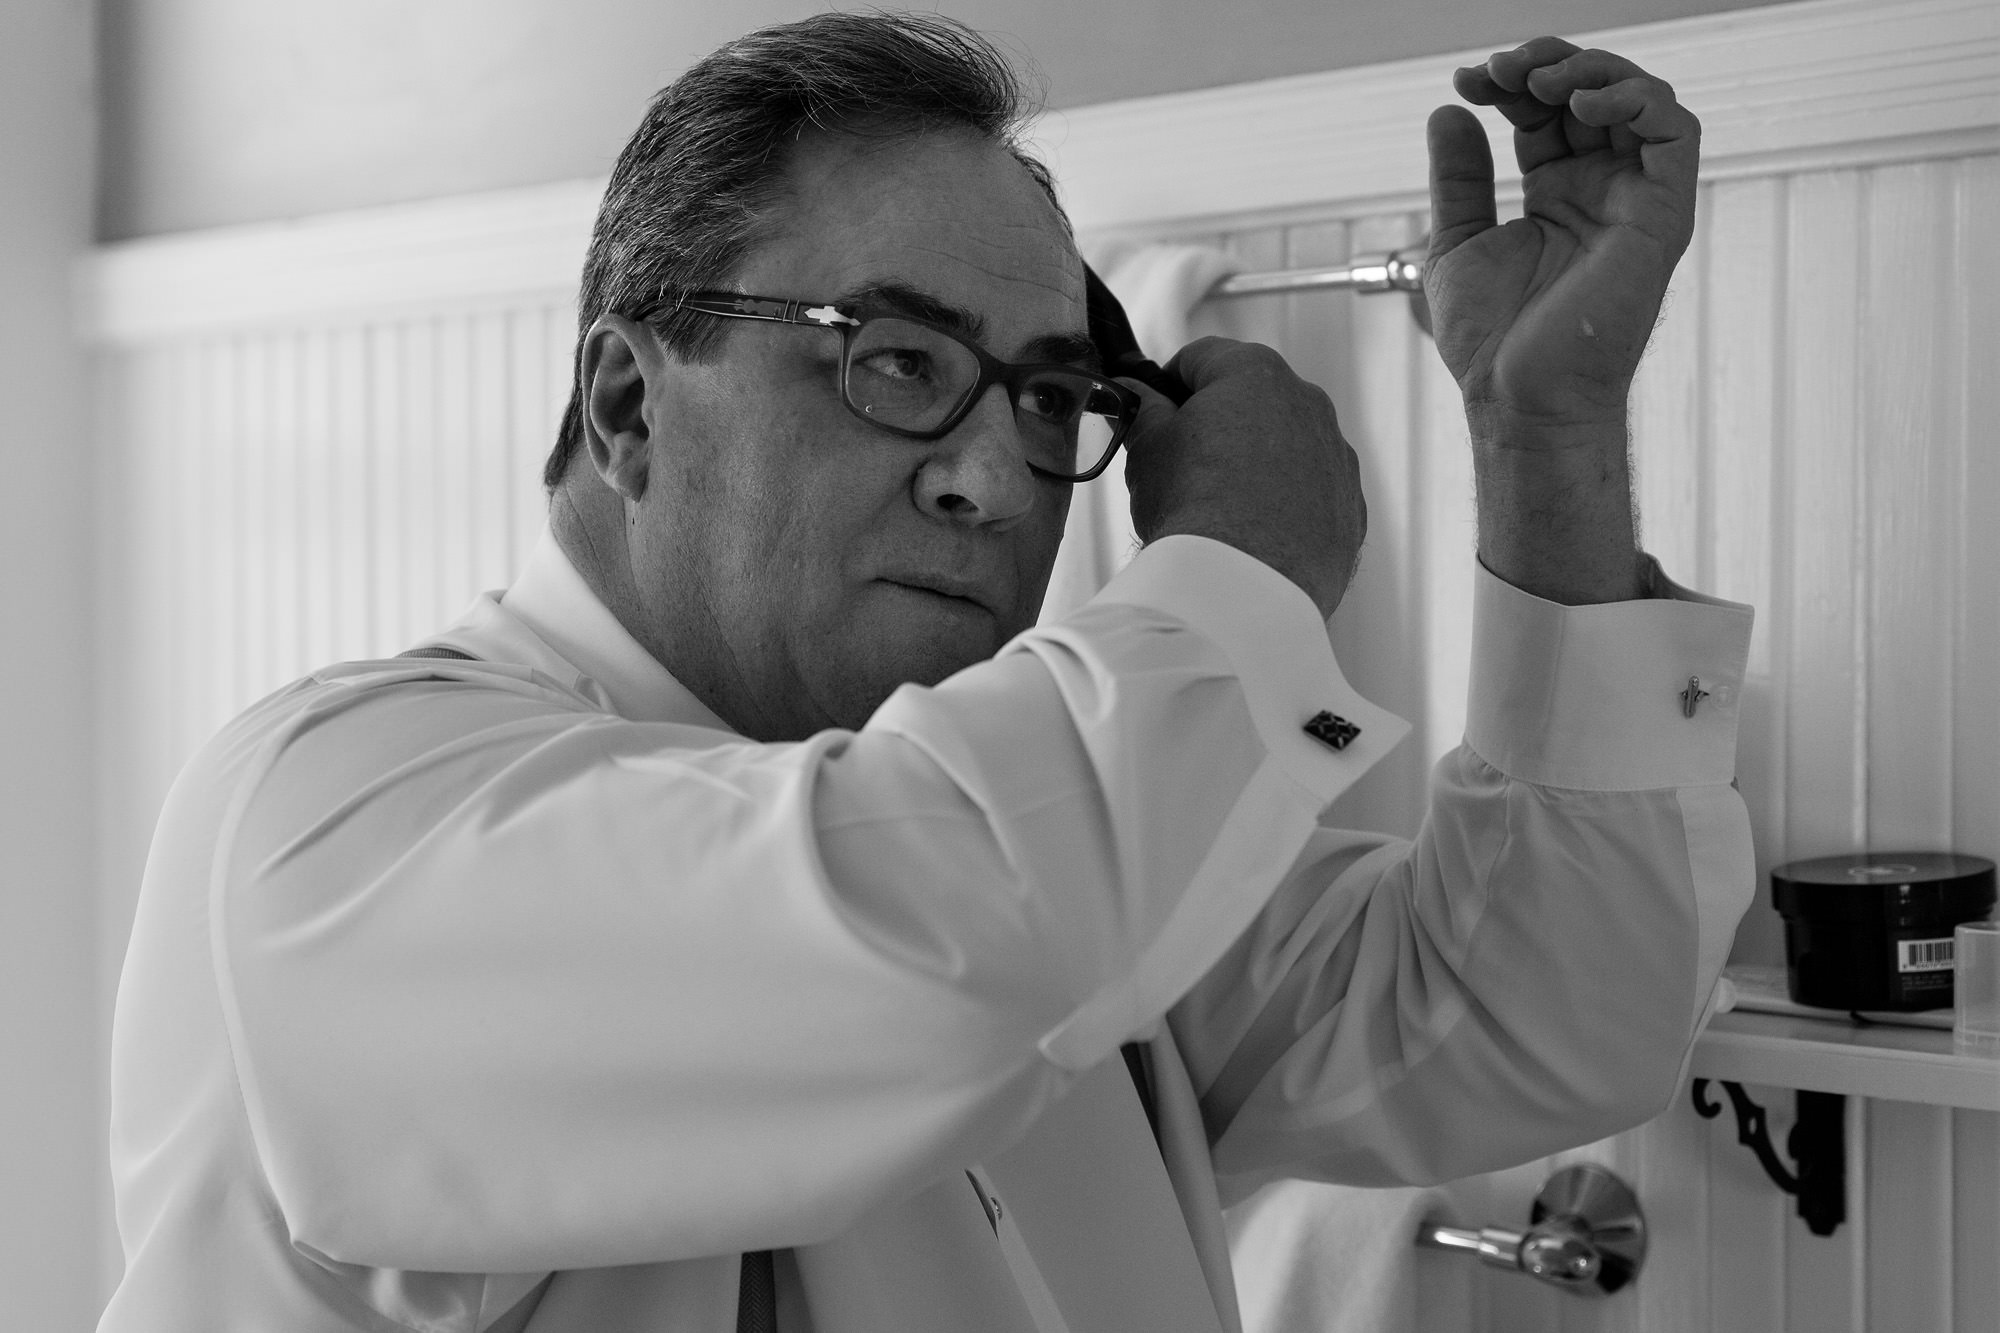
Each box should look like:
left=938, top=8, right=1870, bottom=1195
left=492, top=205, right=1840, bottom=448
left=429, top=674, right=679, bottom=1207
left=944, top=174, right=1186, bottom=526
left=100, top=529, right=1754, bottom=1332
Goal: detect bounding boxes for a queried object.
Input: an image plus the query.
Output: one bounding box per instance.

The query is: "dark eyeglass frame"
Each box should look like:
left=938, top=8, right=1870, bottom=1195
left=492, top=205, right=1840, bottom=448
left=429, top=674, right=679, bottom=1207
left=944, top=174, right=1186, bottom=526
left=632, top=291, right=1139, bottom=483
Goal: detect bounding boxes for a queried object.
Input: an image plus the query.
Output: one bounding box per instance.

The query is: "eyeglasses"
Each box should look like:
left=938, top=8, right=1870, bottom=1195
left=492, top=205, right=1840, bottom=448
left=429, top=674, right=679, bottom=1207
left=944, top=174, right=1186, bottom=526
left=636, top=291, right=1140, bottom=482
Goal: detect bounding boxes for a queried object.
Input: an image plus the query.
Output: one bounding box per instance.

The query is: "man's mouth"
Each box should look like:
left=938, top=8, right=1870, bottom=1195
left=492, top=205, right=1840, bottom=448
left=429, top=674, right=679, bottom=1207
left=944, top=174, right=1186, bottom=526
left=879, top=576, right=999, bottom=616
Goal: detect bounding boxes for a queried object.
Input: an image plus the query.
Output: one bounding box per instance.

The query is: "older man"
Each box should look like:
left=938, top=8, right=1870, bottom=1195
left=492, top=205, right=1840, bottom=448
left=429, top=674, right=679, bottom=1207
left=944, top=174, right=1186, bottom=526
left=101, top=13, right=1752, bottom=1333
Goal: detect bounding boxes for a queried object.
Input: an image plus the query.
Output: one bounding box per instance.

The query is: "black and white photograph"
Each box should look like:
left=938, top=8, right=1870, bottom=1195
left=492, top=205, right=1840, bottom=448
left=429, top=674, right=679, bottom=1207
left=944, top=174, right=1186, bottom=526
left=3, top=1, right=1994, bottom=1328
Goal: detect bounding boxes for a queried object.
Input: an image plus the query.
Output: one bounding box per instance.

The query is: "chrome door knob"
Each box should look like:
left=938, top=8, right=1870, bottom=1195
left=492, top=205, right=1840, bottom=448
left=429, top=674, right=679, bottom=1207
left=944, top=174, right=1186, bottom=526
left=1415, top=1163, right=1646, bottom=1298
left=1518, top=1215, right=1602, bottom=1283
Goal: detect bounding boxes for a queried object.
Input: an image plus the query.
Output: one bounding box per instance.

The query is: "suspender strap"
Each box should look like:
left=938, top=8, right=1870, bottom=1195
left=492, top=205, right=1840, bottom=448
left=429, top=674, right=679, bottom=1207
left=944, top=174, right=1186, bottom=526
left=1120, top=1041, right=1160, bottom=1141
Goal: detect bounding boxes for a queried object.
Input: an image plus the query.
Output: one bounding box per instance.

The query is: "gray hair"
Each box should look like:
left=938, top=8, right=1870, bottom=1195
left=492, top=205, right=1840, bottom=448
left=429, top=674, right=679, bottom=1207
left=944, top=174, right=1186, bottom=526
left=545, top=11, right=1066, bottom=489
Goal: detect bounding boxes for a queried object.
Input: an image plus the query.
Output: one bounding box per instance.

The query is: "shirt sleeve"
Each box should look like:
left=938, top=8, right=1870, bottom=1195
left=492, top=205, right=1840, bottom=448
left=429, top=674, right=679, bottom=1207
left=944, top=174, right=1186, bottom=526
left=1168, top=555, right=1757, bottom=1204
left=206, top=535, right=1407, bottom=1274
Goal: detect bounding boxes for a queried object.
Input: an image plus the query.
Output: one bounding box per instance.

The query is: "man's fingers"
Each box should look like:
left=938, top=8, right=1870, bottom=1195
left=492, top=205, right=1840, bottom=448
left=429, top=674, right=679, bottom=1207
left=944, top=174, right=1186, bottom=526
left=1523, top=48, right=1659, bottom=102
left=1426, top=104, right=1497, bottom=254
left=1157, top=339, right=1224, bottom=394
left=1451, top=63, right=1538, bottom=111
left=1455, top=39, right=1585, bottom=173
left=1159, top=336, right=1283, bottom=396
left=1570, top=75, right=1700, bottom=194
left=1479, top=36, right=1583, bottom=95
left=1456, top=36, right=1586, bottom=130
left=1566, top=77, right=1699, bottom=141
left=1456, top=41, right=1696, bottom=180
left=1116, top=376, right=1177, bottom=445
left=1452, top=60, right=1561, bottom=131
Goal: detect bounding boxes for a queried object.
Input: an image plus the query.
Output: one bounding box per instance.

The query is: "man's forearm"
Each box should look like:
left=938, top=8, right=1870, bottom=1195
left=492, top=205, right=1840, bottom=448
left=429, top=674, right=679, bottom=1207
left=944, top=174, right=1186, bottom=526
left=1469, top=405, right=1645, bottom=606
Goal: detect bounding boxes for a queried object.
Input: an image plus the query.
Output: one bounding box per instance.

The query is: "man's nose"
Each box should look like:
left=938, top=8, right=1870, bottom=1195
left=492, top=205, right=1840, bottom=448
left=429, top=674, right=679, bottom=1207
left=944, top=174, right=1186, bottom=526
left=912, top=385, right=1039, bottom=528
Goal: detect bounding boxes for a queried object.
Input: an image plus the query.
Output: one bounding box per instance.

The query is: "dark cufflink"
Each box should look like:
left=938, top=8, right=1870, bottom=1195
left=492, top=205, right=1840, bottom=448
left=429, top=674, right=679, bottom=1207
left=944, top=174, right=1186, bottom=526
left=1680, top=676, right=1710, bottom=718
left=1304, top=710, right=1362, bottom=750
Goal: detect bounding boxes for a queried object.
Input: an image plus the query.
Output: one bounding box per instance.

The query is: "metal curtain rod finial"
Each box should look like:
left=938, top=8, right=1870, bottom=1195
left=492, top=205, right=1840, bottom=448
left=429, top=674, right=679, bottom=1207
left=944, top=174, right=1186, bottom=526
left=1205, top=237, right=1433, bottom=336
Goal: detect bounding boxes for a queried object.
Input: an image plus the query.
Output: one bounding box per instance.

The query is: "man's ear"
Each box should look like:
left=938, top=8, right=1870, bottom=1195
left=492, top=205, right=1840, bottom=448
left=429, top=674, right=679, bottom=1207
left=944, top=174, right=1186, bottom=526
left=580, top=313, right=668, bottom=502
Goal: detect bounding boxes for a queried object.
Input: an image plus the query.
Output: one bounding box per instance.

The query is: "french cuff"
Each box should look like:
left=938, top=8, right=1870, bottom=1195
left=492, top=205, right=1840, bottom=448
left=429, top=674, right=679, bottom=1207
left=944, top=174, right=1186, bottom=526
left=1090, top=535, right=1409, bottom=809
left=1465, top=554, right=1754, bottom=791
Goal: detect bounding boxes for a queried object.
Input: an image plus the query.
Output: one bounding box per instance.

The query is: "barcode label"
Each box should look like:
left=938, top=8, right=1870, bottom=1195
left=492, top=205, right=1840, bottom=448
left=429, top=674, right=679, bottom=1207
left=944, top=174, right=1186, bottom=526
left=1897, top=938, right=1954, bottom=973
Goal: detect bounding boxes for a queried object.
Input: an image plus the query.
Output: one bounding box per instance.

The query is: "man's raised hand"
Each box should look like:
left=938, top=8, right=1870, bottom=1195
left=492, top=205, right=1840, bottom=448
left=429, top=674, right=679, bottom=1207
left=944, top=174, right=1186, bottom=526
left=1424, top=38, right=1700, bottom=437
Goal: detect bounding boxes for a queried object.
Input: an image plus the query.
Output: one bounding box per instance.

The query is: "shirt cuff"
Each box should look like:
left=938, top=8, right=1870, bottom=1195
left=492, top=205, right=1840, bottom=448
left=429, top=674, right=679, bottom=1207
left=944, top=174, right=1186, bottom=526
left=1089, top=535, right=1410, bottom=807
left=1465, top=554, right=1754, bottom=791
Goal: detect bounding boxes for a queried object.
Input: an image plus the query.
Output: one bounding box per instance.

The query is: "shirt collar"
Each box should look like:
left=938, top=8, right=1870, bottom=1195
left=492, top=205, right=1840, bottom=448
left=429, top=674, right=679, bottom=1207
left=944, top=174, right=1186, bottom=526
left=429, top=526, right=734, bottom=732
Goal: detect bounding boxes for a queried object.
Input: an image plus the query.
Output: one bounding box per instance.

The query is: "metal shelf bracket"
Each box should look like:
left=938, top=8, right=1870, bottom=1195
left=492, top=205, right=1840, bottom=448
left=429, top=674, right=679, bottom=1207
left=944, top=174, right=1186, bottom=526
left=1692, top=1078, right=1846, bottom=1236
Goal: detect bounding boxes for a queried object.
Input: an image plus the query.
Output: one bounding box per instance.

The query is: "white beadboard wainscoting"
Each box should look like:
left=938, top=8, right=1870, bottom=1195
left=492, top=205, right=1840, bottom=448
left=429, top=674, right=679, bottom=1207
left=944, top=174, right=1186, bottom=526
left=83, top=0, right=1997, bottom=1322
left=1175, top=152, right=2000, bottom=1333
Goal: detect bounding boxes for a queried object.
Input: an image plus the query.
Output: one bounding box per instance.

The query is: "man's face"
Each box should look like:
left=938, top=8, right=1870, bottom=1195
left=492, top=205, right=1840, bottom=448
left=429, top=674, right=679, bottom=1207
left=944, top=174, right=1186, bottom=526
left=624, top=129, right=1087, bottom=740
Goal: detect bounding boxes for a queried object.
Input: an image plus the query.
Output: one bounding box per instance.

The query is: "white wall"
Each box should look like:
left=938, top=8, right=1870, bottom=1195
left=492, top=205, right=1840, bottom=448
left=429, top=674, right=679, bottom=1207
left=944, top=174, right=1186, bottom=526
left=0, top=1, right=99, bottom=1328
left=95, top=0, right=1793, bottom=238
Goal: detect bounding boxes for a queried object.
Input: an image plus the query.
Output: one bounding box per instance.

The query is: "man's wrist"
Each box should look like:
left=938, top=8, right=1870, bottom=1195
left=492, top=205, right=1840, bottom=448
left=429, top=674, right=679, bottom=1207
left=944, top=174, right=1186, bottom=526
left=1468, top=404, right=1644, bottom=606
left=1464, top=397, right=1630, bottom=454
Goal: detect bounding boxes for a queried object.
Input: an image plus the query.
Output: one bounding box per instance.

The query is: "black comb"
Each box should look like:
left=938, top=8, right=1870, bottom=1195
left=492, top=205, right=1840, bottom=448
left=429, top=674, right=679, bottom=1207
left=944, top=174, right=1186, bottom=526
left=1084, top=263, right=1192, bottom=406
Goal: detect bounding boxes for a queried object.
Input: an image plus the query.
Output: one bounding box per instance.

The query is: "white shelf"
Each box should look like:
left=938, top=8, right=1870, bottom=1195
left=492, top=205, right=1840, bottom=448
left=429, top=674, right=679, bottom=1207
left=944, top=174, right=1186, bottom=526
left=1690, top=1010, right=2000, bottom=1112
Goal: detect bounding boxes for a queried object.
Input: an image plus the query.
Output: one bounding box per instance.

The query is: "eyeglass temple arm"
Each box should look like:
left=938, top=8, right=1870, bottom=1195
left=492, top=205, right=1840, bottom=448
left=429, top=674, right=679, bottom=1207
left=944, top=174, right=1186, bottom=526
left=670, top=294, right=860, bottom=329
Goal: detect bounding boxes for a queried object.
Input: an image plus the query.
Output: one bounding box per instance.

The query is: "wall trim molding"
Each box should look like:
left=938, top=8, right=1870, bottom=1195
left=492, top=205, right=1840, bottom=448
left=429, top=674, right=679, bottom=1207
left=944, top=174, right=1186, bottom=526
left=79, top=0, right=1996, bottom=343
left=1034, top=0, right=1997, bottom=235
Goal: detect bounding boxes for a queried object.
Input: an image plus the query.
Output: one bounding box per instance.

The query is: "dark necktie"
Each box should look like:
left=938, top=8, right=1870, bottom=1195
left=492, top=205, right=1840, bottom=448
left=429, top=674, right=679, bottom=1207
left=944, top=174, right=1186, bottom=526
left=737, top=1249, right=777, bottom=1333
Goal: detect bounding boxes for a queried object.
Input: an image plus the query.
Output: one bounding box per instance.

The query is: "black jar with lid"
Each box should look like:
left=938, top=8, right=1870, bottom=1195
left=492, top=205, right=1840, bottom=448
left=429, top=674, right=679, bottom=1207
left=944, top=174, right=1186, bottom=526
left=1772, top=852, right=1996, bottom=1010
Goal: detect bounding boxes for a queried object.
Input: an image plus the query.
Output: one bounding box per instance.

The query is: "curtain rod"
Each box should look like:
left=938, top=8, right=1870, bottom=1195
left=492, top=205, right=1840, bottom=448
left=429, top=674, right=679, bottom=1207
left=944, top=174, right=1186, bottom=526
left=1205, top=244, right=1426, bottom=300
left=1202, top=242, right=1433, bottom=334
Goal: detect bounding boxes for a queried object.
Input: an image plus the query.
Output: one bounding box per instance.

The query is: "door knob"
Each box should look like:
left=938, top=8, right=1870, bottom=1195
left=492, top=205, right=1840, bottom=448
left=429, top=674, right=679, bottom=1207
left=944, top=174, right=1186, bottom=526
left=1414, top=1163, right=1646, bottom=1297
